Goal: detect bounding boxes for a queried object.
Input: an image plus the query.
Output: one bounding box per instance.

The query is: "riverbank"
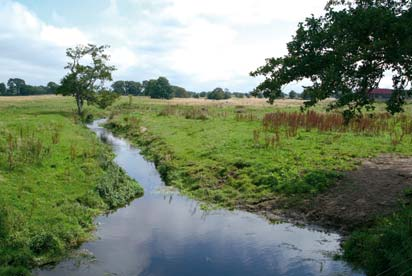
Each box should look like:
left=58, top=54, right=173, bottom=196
left=0, top=97, right=143, bottom=275
left=107, top=97, right=412, bottom=275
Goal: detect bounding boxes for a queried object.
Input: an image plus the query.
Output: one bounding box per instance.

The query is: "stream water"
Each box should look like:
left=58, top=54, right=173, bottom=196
left=35, top=119, right=362, bottom=276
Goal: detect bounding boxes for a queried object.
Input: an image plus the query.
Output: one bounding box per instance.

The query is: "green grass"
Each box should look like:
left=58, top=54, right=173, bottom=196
left=107, top=97, right=412, bottom=276
left=0, top=96, right=143, bottom=275
left=342, top=206, right=412, bottom=275
left=107, top=98, right=412, bottom=207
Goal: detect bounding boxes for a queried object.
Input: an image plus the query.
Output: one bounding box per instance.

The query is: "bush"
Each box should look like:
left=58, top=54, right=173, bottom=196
left=96, top=163, right=143, bottom=209
left=0, top=266, right=30, bottom=276
left=29, top=232, right=62, bottom=256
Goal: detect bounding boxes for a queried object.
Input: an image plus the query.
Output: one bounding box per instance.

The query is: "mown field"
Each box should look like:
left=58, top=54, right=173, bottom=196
left=107, top=96, right=412, bottom=276
left=0, top=96, right=143, bottom=276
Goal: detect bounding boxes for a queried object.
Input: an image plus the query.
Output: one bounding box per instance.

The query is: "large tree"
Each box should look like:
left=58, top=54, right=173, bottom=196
left=251, top=0, right=412, bottom=120
left=112, top=80, right=142, bottom=96
left=145, top=77, right=174, bottom=99
left=57, top=44, right=116, bottom=115
left=207, top=87, right=226, bottom=100
left=172, top=85, right=190, bottom=98
left=7, top=78, right=26, bottom=96
left=0, top=83, right=6, bottom=96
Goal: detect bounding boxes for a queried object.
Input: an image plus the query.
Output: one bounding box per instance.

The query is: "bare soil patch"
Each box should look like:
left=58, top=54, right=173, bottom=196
left=250, top=154, right=412, bottom=232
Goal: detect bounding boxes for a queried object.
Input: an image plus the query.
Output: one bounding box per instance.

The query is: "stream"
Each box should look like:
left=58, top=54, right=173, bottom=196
left=35, top=119, right=362, bottom=276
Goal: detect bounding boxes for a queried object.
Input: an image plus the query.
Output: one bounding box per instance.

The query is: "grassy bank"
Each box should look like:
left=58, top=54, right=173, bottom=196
left=107, top=96, right=412, bottom=275
left=0, top=96, right=143, bottom=275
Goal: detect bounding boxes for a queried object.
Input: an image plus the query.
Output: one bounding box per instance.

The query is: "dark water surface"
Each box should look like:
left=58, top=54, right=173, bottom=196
left=35, top=119, right=362, bottom=276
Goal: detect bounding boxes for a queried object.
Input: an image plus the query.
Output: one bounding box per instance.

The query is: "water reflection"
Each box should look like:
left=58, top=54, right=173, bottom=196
left=35, top=119, right=362, bottom=276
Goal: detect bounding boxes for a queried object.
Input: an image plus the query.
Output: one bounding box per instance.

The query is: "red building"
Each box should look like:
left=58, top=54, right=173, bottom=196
left=369, top=88, right=393, bottom=100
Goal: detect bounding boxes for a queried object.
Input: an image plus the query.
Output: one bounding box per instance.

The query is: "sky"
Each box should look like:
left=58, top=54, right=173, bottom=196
left=0, top=0, right=331, bottom=92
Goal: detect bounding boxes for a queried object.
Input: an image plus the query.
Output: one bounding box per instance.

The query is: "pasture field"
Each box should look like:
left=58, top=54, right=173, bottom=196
left=108, top=96, right=412, bottom=275
left=1, top=95, right=412, bottom=275
left=0, top=96, right=143, bottom=275
left=108, top=97, right=412, bottom=206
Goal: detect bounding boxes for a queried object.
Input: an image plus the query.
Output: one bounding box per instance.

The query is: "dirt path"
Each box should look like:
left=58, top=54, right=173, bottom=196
left=251, top=154, right=412, bottom=232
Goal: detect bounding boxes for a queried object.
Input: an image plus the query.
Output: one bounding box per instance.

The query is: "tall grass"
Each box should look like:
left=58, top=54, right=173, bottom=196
left=260, top=111, right=412, bottom=142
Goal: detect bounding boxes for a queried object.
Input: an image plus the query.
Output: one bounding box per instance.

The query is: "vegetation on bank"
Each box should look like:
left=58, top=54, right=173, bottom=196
left=0, top=97, right=143, bottom=275
left=107, top=97, right=410, bottom=199
left=105, top=97, right=412, bottom=275
left=343, top=206, right=412, bottom=275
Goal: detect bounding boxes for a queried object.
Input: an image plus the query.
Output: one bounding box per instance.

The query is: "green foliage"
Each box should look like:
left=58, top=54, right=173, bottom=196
left=0, top=79, right=58, bottom=96
left=251, top=0, right=412, bottom=120
left=96, top=163, right=143, bottom=209
left=94, top=90, right=120, bottom=109
left=111, top=81, right=142, bottom=96
left=0, top=83, right=6, bottom=96
left=288, top=90, right=298, bottom=99
left=0, top=266, right=31, bottom=276
left=343, top=207, right=412, bottom=276
left=172, top=85, right=190, bottom=98
left=57, top=44, right=116, bottom=115
left=207, top=87, right=230, bottom=100
left=145, top=77, right=174, bottom=99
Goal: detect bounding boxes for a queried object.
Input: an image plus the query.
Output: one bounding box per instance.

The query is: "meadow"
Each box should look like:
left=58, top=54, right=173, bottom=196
left=107, top=96, right=412, bottom=275
left=0, top=96, right=143, bottom=275
left=107, top=97, right=412, bottom=205
left=1, top=95, right=412, bottom=275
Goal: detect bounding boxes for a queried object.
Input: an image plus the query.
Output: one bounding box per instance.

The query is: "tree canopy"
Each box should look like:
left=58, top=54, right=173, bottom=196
left=251, top=0, right=412, bottom=120
left=0, top=79, right=58, bottom=96
left=112, top=81, right=142, bottom=96
left=145, top=77, right=174, bottom=99
left=57, top=44, right=117, bottom=115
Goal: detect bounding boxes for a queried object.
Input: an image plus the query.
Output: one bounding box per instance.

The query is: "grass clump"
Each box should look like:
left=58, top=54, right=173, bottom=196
left=342, top=207, right=412, bottom=276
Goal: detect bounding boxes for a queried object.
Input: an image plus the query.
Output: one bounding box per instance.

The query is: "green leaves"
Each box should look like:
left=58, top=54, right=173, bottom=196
left=58, top=44, right=117, bottom=115
left=251, top=0, right=412, bottom=120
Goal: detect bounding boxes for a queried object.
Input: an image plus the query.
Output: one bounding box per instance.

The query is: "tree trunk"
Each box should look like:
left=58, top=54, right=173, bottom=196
left=76, top=95, right=83, bottom=115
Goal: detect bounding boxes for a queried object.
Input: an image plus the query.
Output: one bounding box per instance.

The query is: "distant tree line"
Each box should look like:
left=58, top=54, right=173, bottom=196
left=111, top=77, right=262, bottom=100
left=0, top=76, right=309, bottom=101
left=0, top=78, right=59, bottom=96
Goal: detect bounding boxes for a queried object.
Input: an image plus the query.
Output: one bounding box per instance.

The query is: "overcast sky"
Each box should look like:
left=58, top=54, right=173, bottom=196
left=0, top=0, right=330, bottom=92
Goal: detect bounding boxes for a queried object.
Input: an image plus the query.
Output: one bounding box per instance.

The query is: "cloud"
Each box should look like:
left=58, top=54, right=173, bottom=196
left=0, top=0, right=329, bottom=91
left=0, top=0, right=90, bottom=84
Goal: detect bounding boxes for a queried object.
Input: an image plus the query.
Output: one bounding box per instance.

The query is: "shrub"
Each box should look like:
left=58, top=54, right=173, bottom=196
left=343, top=207, right=412, bottom=276
left=29, top=232, right=62, bottom=256
left=96, top=163, right=143, bottom=209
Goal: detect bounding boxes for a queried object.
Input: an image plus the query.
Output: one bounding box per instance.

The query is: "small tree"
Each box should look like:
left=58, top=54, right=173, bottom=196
left=57, top=44, right=116, bottom=115
left=289, top=90, right=298, bottom=99
left=207, top=87, right=225, bottom=100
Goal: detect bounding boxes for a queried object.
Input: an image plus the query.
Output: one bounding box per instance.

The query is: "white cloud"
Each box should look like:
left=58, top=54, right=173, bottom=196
left=40, top=25, right=89, bottom=47
left=0, top=0, right=329, bottom=91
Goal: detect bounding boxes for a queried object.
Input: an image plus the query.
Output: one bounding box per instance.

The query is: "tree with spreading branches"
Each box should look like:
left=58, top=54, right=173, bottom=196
left=57, top=44, right=117, bottom=115
left=251, top=0, right=412, bottom=121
